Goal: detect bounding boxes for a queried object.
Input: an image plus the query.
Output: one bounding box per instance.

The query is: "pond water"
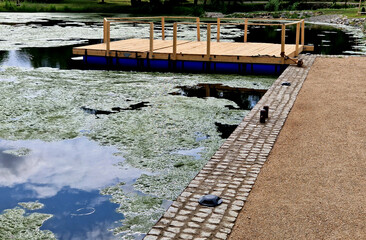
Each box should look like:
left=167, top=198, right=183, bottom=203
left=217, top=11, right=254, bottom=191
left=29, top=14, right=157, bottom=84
left=0, top=13, right=365, bottom=240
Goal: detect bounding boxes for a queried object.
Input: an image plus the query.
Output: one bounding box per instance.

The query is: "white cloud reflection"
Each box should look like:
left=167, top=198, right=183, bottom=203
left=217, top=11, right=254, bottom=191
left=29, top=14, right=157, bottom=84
left=0, top=137, right=144, bottom=198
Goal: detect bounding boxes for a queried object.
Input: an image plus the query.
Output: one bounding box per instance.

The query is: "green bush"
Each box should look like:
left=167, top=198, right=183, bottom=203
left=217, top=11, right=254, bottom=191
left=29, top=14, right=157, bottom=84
left=265, top=0, right=280, bottom=11
left=4, top=0, right=16, bottom=11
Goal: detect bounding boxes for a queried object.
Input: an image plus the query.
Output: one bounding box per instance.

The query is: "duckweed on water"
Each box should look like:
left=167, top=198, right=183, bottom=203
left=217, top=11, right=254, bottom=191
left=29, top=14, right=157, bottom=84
left=18, top=201, right=44, bottom=210
left=0, top=203, right=55, bottom=240
left=3, top=147, right=31, bottom=157
left=0, top=66, right=275, bottom=238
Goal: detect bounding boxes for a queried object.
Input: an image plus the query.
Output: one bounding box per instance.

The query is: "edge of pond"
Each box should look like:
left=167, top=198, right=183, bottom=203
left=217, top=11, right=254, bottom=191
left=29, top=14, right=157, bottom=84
left=144, top=53, right=318, bottom=240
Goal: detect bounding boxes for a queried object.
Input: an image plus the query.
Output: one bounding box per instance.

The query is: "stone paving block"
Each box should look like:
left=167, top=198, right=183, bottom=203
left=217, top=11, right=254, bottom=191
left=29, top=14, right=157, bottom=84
left=145, top=55, right=317, bottom=240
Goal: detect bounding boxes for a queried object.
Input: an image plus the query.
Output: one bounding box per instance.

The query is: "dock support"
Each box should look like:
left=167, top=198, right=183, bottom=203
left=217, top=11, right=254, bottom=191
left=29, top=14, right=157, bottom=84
left=149, top=22, right=154, bottom=59
left=173, top=22, right=177, bottom=60
left=196, top=17, right=201, bottom=41
left=217, top=18, right=220, bottom=42
left=207, top=24, right=211, bottom=58
left=244, top=18, right=248, bottom=43
left=103, top=18, right=107, bottom=43
left=161, top=17, right=165, bottom=40
left=281, top=24, right=286, bottom=64
left=106, top=21, right=110, bottom=57
left=295, top=22, right=300, bottom=56
left=301, top=20, right=305, bottom=46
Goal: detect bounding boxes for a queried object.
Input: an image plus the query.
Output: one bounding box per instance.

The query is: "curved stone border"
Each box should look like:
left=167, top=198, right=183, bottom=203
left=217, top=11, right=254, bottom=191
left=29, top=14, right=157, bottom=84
left=144, top=54, right=317, bottom=240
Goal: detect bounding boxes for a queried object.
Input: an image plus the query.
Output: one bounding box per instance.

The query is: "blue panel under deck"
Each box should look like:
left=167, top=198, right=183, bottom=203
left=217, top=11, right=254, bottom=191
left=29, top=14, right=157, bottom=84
left=82, top=56, right=287, bottom=75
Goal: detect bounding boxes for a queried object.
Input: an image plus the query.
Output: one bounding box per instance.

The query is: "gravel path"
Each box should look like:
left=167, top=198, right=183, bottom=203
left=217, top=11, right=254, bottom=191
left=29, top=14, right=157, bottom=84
left=228, top=56, right=366, bottom=239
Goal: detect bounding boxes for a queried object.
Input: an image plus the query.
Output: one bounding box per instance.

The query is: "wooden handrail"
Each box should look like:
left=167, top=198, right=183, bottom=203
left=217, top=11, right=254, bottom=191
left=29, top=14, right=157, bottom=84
left=101, top=17, right=307, bottom=61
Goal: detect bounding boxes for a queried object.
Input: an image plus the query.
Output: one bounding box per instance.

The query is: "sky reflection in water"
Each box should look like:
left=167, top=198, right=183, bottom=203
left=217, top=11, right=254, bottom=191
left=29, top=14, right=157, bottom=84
left=0, top=137, right=145, bottom=239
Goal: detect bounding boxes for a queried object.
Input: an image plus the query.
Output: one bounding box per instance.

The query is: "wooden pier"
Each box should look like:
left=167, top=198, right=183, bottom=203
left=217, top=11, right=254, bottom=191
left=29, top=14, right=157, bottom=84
left=73, top=17, right=314, bottom=74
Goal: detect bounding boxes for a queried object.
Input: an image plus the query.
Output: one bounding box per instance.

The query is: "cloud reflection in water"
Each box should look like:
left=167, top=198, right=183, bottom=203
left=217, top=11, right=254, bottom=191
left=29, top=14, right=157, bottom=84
left=0, top=137, right=142, bottom=198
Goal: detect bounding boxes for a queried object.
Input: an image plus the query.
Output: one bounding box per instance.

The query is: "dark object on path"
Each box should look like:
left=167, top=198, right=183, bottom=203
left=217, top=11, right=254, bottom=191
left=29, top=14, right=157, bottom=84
left=263, top=106, right=269, bottom=119
left=281, top=82, right=291, bottom=86
left=362, top=7, right=366, bottom=14
left=198, top=195, right=223, bottom=207
left=260, top=109, right=266, bottom=123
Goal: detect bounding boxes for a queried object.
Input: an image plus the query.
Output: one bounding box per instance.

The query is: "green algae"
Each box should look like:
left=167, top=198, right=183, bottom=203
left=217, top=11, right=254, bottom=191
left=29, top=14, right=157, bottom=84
left=3, top=147, right=31, bottom=157
left=0, top=66, right=275, bottom=238
left=0, top=205, right=55, bottom=240
left=101, top=183, right=164, bottom=239
left=18, top=201, right=44, bottom=210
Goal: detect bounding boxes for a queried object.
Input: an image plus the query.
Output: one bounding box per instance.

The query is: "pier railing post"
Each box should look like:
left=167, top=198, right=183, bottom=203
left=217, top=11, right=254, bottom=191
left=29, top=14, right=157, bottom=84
left=281, top=23, right=286, bottom=64
left=196, top=17, right=201, bottom=41
left=244, top=18, right=248, bottom=42
left=150, top=22, right=154, bottom=59
left=103, top=18, right=107, bottom=43
left=161, top=17, right=165, bottom=40
left=301, top=20, right=305, bottom=46
left=207, top=23, right=211, bottom=58
left=295, top=22, right=300, bottom=56
left=217, top=18, right=220, bottom=42
left=173, top=22, right=177, bottom=60
left=106, top=20, right=110, bottom=57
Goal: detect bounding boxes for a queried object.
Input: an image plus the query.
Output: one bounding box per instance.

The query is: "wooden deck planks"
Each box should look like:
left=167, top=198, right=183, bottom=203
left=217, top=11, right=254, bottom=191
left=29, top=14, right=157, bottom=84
left=73, top=38, right=302, bottom=64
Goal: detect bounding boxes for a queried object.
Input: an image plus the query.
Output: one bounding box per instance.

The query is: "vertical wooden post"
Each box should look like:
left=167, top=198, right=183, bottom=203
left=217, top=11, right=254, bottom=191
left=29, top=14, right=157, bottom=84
left=106, top=21, right=110, bottom=57
left=359, top=0, right=362, bottom=14
left=217, top=18, right=220, bottom=42
left=295, top=22, right=300, bottom=56
left=103, top=18, right=107, bottom=43
left=196, top=17, right=201, bottom=41
left=150, top=22, right=154, bottom=58
left=207, top=23, right=211, bottom=58
left=301, top=20, right=305, bottom=46
left=244, top=18, right=248, bottom=42
left=173, top=22, right=177, bottom=60
left=281, top=24, right=286, bottom=64
left=161, top=17, right=165, bottom=40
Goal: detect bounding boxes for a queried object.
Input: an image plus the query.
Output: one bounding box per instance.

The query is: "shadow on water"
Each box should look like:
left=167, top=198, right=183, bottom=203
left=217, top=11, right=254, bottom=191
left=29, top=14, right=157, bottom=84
left=81, top=102, right=150, bottom=118
left=231, top=24, right=364, bottom=55
left=0, top=40, right=102, bottom=69
left=170, top=83, right=266, bottom=138
left=170, top=83, right=267, bottom=110
left=215, top=122, right=238, bottom=139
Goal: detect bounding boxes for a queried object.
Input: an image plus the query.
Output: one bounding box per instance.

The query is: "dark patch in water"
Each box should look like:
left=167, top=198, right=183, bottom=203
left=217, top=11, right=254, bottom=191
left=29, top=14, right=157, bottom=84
left=0, top=41, right=101, bottom=69
left=230, top=24, right=363, bottom=55
left=112, top=101, right=150, bottom=111
left=0, top=19, right=100, bottom=27
left=170, top=83, right=266, bottom=110
left=215, top=122, right=238, bottom=139
left=81, top=102, right=150, bottom=117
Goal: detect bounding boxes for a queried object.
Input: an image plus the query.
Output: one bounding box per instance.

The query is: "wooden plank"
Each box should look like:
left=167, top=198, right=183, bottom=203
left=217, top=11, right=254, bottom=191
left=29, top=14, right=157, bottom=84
left=73, top=38, right=309, bottom=64
left=207, top=24, right=211, bottom=58
left=244, top=18, right=248, bottom=42
left=217, top=18, right=220, bottom=42
left=295, top=22, right=300, bottom=56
